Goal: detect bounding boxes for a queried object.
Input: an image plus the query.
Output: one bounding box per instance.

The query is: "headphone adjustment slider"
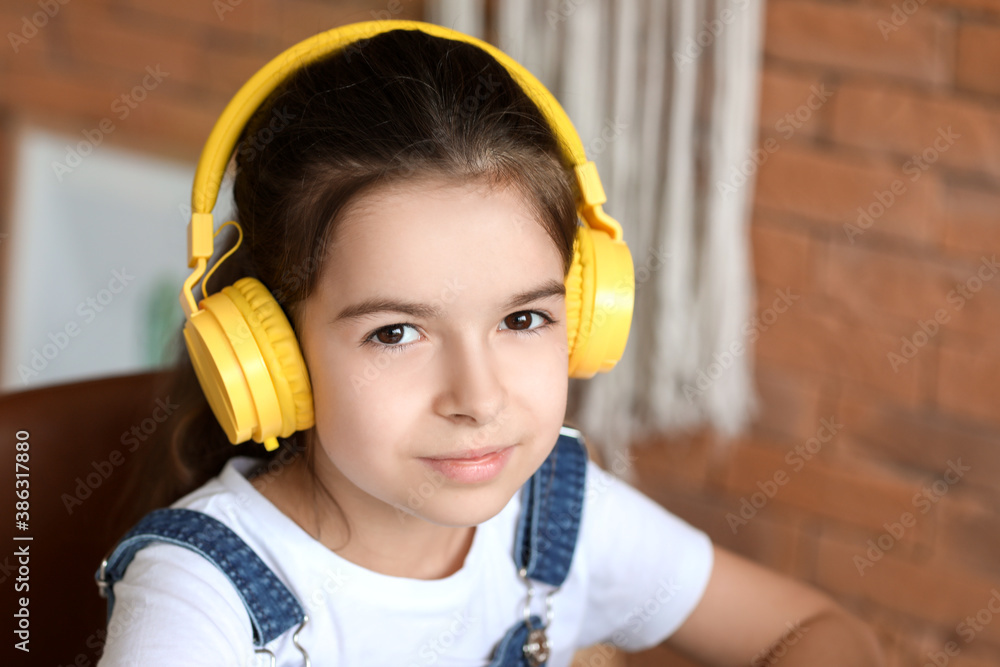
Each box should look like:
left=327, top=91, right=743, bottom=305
left=574, top=161, right=606, bottom=208
left=188, top=212, right=215, bottom=268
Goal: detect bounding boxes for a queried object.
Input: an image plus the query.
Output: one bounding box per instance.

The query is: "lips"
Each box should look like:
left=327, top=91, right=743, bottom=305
left=419, top=445, right=515, bottom=484
left=422, top=445, right=513, bottom=461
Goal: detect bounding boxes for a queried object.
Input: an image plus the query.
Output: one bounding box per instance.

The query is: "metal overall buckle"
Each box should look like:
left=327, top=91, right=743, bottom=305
left=253, top=614, right=311, bottom=667
left=95, top=555, right=110, bottom=599
left=519, top=567, right=557, bottom=667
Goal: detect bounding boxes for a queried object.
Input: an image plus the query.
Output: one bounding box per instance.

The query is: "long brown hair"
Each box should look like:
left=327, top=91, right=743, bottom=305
left=112, top=27, right=580, bottom=538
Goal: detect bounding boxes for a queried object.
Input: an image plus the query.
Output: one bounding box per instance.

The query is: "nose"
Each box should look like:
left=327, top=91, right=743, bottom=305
left=433, top=335, right=508, bottom=425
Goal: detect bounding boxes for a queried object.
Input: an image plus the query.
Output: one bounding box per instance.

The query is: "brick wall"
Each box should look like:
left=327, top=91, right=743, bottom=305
left=628, top=1, right=1000, bottom=666
left=0, top=0, right=424, bottom=154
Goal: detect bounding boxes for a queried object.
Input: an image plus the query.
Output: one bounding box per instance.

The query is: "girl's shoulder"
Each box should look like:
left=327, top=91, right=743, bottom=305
left=570, top=453, right=716, bottom=652
left=98, top=459, right=266, bottom=665
left=98, top=456, right=312, bottom=664
left=98, top=536, right=256, bottom=665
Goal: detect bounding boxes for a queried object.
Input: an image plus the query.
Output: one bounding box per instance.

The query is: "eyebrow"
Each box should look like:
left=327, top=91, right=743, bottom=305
left=332, top=279, right=566, bottom=324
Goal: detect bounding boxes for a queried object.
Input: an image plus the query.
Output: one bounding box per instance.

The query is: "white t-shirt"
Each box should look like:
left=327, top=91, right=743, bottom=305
left=99, top=454, right=714, bottom=667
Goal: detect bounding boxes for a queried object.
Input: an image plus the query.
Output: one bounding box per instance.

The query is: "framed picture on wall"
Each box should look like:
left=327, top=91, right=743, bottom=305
left=0, top=126, right=233, bottom=392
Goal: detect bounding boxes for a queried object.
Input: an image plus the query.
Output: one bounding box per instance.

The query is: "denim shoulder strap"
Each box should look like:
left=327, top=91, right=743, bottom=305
left=490, top=425, right=589, bottom=667
left=513, top=425, right=589, bottom=584
left=95, top=507, right=308, bottom=660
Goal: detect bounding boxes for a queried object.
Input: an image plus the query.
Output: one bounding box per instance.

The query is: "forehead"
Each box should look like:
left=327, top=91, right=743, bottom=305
left=320, top=179, right=565, bottom=299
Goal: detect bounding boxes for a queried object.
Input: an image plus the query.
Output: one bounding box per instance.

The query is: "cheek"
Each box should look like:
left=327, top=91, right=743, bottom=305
left=543, top=335, right=570, bottom=422
left=533, top=371, right=568, bottom=422
left=515, top=343, right=568, bottom=414
left=527, top=322, right=569, bottom=385
left=309, top=348, right=417, bottom=434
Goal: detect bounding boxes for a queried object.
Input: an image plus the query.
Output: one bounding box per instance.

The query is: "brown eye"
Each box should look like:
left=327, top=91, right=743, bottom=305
left=504, top=312, right=532, bottom=331
left=375, top=325, right=405, bottom=345
left=362, top=323, right=419, bottom=353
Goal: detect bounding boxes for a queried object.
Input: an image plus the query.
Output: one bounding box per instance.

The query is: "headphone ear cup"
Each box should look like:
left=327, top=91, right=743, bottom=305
left=183, top=278, right=313, bottom=450
left=228, top=278, right=315, bottom=433
left=565, top=224, right=635, bottom=379
left=564, top=226, right=590, bottom=369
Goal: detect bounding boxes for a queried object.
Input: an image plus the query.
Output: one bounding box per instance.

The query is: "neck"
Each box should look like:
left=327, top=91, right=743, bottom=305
left=252, top=453, right=476, bottom=580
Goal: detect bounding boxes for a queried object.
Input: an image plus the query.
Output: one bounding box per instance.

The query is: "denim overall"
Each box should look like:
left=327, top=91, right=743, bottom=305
left=96, top=426, right=589, bottom=667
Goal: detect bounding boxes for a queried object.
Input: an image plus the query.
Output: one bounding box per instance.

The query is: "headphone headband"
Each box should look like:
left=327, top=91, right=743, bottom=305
left=184, top=22, right=624, bottom=312
left=193, top=21, right=588, bottom=215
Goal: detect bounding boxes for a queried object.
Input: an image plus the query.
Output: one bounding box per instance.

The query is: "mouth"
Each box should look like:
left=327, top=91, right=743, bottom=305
left=418, top=445, right=516, bottom=484
left=422, top=445, right=514, bottom=461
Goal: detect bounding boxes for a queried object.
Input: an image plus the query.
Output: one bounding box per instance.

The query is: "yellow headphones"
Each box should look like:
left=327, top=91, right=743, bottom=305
left=180, top=20, right=635, bottom=452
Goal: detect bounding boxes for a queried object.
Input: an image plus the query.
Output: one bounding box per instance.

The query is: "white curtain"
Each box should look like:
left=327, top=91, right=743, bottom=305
left=427, top=0, right=766, bottom=475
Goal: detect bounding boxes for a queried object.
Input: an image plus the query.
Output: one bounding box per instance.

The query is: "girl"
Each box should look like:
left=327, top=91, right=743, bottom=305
left=97, top=21, right=883, bottom=667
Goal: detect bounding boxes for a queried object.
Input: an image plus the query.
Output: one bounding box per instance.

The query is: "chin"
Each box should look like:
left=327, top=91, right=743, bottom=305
left=416, top=484, right=521, bottom=527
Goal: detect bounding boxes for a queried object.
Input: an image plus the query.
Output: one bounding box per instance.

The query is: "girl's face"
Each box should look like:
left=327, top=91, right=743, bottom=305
left=296, top=178, right=570, bottom=528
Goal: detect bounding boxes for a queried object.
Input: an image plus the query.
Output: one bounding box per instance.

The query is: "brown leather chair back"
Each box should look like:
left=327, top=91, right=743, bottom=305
left=0, top=371, right=172, bottom=666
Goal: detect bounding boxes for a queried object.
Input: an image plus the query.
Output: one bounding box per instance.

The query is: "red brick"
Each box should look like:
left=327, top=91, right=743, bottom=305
left=818, top=245, right=1000, bottom=342
left=750, top=364, right=827, bottom=443
left=200, top=47, right=275, bottom=102
left=754, top=145, right=942, bottom=247
left=937, top=344, right=1000, bottom=428
left=884, top=0, right=1000, bottom=13
left=5, top=73, right=219, bottom=161
left=941, top=255, right=1000, bottom=339
left=279, top=0, right=423, bottom=45
left=750, top=217, right=814, bottom=292
left=830, top=81, right=1000, bottom=181
left=764, top=0, right=952, bottom=84
left=934, top=0, right=1000, bottom=16
left=947, top=651, right=1000, bottom=667
left=943, top=184, right=1000, bottom=261
left=754, top=297, right=925, bottom=406
left=818, top=242, right=960, bottom=325
left=836, top=391, right=1000, bottom=489
left=118, top=0, right=280, bottom=37
left=956, top=22, right=1000, bottom=97
left=757, top=67, right=832, bottom=141
left=0, top=66, right=125, bottom=125
left=711, top=506, right=804, bottom=576
left=815, top=534, right=1000, bottom=634
left=721, top=436, right=933, bottom=542
left=0, top=4, right=56, bottom=67
left=107, top=89, right=228, bottom=159
left=86, top=1, right=323, bottom=98
left=939, top=495, right=1000, bottom=578
left=1, top=74, right=219, bottom=164
left=630, top=430, right=715, bottom=491
left=59, top=9, right=206, bottom=90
